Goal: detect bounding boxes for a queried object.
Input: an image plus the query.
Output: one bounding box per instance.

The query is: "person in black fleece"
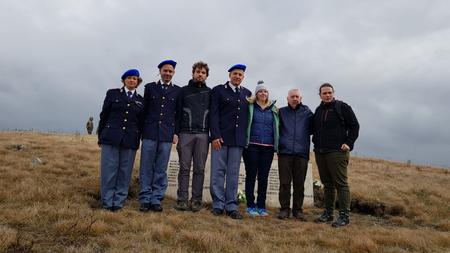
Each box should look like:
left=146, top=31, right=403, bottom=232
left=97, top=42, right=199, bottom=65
left=312, top=83, right=359, bottom=227
left=175, top=61, right=211, bottom=212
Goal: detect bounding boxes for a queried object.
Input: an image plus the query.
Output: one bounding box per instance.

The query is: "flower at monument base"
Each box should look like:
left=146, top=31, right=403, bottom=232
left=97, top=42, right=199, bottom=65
left=237, top=189, right=246, bottom=204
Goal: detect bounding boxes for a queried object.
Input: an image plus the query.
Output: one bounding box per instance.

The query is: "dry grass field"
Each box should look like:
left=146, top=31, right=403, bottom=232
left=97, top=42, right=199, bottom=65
left=0, top=131, right=449, bottom=253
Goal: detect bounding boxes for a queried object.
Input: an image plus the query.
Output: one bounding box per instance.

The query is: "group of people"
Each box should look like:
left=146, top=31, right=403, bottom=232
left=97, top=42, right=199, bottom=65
left=97, top=59, right=359, bottom=227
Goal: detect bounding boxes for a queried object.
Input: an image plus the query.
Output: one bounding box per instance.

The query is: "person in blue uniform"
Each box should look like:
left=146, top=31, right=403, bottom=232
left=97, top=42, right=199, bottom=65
left=209, top=64, right=252, bottom=219
left=97, top=69, right=144, bottom=212
left=139, top=60, right=181, bottom=212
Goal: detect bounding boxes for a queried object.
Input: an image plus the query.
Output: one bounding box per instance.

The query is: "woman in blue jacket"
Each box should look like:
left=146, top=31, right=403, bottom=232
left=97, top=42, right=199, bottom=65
left=243, top=81, right=279, bottom=217
left=97, top=69, right=144, bottom=211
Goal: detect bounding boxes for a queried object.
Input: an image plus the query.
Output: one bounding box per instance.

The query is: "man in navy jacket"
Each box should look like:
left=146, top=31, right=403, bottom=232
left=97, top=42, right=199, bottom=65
left=209, top=64, right=252, bottom=219
left=277, top=88, right=313, bottom=220
left=139, top=60, right=181, bottom=212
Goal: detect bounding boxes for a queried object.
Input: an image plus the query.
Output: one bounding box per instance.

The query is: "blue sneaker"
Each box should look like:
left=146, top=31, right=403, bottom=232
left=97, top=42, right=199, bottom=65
left=246, top=207, right=259, bottom=217
left=257, top=208, right=269, bottom=217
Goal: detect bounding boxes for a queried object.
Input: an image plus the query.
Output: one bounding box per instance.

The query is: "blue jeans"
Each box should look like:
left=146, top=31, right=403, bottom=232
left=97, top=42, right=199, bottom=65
left=242, top=144, right=274, bottom=209
left=100, top=144, right=137, bottom=208
left=210, top=146, right=243, bottom=212
left=139, top=139, right=172, bottom=205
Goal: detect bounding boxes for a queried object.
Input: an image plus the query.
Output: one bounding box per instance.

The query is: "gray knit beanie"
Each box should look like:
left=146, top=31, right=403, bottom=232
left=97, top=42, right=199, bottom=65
left=255, top=80, right=268, bottom=94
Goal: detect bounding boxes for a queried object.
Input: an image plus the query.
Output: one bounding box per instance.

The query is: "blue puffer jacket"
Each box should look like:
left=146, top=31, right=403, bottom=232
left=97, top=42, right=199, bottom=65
left=249, top=103, right=274, bottom=146
left=246, top=101, right=280, bottom=151
left=278, top=103, right=313, bottom=158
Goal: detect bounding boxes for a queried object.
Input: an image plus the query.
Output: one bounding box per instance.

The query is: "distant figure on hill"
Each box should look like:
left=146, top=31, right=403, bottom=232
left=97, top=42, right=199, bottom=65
left=277, top=88, right=313, bottom=220
left=312, top=83, right=360, bottom=227
left=86, top=116, right=94, bottom=135
left=97, top=69, right=144, bottom=212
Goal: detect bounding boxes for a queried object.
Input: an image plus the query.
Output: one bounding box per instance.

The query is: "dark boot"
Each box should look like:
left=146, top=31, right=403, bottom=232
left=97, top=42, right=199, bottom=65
left=292, top=211, right=307, bottom=221
left=139, top=203, right=151, bottom=212
left=314, top=209, right=334, bottom=223
left=332, top=211, right=350, bottom=227
left=175, top=200, right=188, bottom=211
left=226, top=210, right=243, bottom=220
left=150, top=204, right=163, bottom=212
left=277, top=208, right=290, bottom=219
left=191, top=200, right=202, bottom=212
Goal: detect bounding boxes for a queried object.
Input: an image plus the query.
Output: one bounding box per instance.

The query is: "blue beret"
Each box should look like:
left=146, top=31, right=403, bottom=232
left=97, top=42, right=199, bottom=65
left=228, top=64, right=246, bottom=72
left=158, top=60, right=177, bottom=69
left=121, top=69, right=140, bottom=80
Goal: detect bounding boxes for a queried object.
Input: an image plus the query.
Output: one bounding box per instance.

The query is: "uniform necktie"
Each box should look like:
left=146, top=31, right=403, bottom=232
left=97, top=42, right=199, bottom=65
left=127, top=91, right=133, bottom=99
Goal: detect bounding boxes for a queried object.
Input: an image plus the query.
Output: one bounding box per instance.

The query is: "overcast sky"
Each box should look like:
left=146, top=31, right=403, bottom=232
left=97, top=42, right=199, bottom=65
left=1, top=0, right=449, bottom=167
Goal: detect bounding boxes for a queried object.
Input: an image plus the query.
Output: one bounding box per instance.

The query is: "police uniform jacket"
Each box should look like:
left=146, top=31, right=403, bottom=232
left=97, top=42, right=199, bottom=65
left=209, top=82, right=252, bottom=147
left=98, top=87, right=144, bottom=150
left=141, top=81, right=181, bottom=142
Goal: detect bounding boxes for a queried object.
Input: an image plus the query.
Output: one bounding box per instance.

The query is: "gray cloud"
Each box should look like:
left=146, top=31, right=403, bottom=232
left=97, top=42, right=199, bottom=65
left=1, top=0, right=449, bottom=166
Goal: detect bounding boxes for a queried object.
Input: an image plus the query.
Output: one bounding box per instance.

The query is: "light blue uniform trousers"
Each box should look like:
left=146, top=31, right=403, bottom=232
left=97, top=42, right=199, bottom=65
left=139, top=139, right=172, bottom=205
left=100, top=144, right=137, bottom=209
left=210, top=146, right=243, bottom=212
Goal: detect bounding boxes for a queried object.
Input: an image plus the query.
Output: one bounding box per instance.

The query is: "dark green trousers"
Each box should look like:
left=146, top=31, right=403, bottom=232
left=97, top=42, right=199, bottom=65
left=315, top=151, right=350, bottom=213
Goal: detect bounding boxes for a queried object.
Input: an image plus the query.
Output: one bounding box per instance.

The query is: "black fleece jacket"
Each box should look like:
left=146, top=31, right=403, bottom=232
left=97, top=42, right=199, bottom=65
left=176, top=79, right=211, bottom=134
left=312, top=100, right=359, bottom=153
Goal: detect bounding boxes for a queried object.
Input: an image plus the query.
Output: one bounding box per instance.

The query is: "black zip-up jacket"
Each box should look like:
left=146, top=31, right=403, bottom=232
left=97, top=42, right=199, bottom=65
left=176, top=79, right=211, bottom=134
left=312, top=100, right=359, bottom=153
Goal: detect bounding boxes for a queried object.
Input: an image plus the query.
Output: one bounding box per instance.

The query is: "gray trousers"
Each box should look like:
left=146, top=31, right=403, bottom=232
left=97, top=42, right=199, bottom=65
left=176, top=133, right=209, bottom=202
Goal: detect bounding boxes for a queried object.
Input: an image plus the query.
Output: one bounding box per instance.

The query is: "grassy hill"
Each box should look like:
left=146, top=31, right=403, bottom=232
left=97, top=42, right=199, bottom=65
left=0, top=132, right=449, bottom=253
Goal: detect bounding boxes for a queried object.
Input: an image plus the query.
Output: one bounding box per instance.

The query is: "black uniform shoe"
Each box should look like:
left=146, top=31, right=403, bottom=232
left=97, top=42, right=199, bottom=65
left=314, top=210, right=334, bottom=223
left=175, top=201, right=188, bottom=211
left=139, top=203, right=151, bottom=212
left=191, top=200, right=202, bottom=212
left=277, top=209, right=290, bottom=219
left=151, top=204, right=163, bottom=212
left=226, top=210, right=243, bottom=220
left=332, top=212, right=350, bottom=227
left=212, top=208, right=224, bottom=216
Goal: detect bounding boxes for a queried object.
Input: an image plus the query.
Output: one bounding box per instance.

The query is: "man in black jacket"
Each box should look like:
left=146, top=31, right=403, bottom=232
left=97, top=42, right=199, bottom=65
left=312, top=83, right=359, bottom=227
left=175, top=61, right=211, bottom=212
